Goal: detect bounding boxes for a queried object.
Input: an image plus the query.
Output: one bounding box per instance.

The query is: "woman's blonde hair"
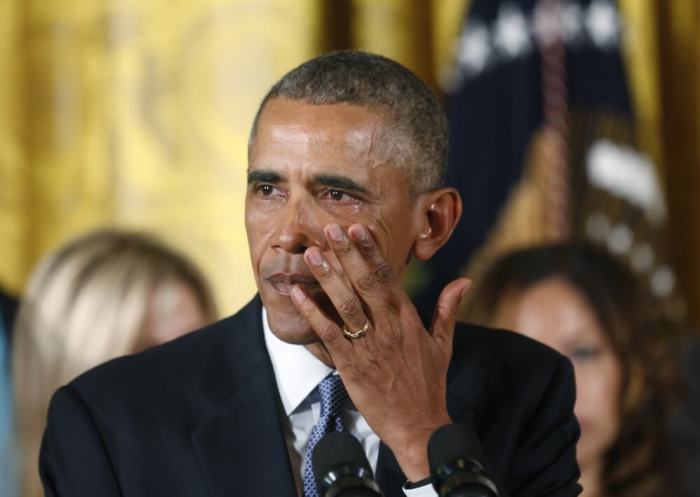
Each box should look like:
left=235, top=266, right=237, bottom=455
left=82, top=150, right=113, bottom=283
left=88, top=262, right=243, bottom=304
left=11, top=229, right=216, bottom=497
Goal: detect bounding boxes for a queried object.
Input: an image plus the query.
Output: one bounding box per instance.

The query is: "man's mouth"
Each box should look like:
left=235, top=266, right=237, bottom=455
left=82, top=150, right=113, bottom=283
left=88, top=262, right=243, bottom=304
left=267, top=273, right=321, bottom=296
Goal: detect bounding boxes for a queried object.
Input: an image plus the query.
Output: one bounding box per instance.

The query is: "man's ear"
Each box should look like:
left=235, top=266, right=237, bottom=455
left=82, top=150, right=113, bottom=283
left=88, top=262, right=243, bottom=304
left=413, top=187, right=463, bottom=261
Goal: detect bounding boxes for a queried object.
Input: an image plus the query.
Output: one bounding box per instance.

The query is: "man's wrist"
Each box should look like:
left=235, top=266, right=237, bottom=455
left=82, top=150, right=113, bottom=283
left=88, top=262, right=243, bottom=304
left=391, top=417, right=451, bottom=481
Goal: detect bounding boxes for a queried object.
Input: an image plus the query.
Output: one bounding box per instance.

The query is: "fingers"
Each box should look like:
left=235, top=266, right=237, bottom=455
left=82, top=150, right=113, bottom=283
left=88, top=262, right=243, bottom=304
left=297, top=223, right=404, bottom=347
left=289, top=285, right=353, bottom=358
left=327, top=223, right=395, bottom=306
left=303, top=245, right=369, bottom=334
left=430, top=278, right=471, bottom=348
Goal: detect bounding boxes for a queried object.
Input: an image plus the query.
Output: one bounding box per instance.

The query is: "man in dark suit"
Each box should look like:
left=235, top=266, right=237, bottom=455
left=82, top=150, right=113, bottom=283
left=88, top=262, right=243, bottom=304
left=40, top=51, right=580, bottom=497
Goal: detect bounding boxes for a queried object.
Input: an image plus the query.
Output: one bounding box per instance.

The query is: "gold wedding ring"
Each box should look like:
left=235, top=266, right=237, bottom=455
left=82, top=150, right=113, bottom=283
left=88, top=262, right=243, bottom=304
left=343, top=321, right=369, bottom=339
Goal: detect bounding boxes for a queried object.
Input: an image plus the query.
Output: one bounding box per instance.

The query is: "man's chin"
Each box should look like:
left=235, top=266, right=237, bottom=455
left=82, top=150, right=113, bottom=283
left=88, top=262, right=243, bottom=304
left=264, top=308, right=321, bottom=345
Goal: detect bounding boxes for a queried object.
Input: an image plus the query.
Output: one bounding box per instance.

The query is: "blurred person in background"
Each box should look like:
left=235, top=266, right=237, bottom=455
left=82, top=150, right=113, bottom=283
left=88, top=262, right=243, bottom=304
left=1, top=318, right=18, bottom=497
left=11, top=229, right=217, bottom=497
left=0, top=286, right=18, bottom=345
left=461, top=243, right=682, bottom=497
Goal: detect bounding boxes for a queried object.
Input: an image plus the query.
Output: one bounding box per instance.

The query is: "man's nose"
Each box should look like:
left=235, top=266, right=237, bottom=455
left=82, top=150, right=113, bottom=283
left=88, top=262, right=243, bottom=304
left=274, top=199, right=326, bottom=254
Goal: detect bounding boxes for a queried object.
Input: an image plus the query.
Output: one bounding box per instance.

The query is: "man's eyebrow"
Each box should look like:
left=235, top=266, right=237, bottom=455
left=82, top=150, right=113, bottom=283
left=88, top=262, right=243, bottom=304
left=247, top=170, right=283, bottom=184
left=313, top=174, right=371, bottom=195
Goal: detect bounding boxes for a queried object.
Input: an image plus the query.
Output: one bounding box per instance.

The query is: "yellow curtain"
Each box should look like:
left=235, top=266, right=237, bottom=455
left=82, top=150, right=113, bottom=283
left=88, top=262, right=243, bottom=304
left=0, top=0, right=470, bottom=317
left=0, top=0, right=321, bottom=316
left=620, top=0, right=700, bottom=326
left=0, top=0, right=26, bottom=290
left=656, top=1, right=700, bottom=327
left=351, top=0, right=469, bottom=90
left=2, top=0, right=698, bottom=324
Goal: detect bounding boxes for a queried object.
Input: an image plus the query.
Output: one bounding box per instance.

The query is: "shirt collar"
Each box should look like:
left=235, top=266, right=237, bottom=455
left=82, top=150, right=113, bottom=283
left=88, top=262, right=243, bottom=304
left=262, top=307, right=333, bottom=416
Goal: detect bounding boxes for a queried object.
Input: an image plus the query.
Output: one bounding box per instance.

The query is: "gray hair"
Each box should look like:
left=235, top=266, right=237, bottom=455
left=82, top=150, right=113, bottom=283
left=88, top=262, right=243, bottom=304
left=249, top=50, right=449, bottom=193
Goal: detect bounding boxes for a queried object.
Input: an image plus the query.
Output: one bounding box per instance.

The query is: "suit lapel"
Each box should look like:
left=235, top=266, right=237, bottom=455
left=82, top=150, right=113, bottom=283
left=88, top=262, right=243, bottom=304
left=189, top=302, right=481, bottom=497
left=190, top=297, right=297, bottom=497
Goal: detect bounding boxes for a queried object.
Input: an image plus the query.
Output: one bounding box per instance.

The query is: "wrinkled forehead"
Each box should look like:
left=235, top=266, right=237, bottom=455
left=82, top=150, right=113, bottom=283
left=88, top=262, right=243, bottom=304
left=251, top=99, right=409, bottom=170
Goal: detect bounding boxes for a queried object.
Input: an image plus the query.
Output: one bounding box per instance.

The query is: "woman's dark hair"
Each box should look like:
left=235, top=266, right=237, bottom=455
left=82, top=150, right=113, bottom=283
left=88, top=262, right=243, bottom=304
left=463, top=242, right=679, bottom=497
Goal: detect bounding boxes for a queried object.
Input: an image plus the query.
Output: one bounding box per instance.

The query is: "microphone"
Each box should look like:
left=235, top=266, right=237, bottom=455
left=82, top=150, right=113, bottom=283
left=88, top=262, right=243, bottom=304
left=428, top=424, right=499, bottom=497
left=312, top=431, right=384, bottom=497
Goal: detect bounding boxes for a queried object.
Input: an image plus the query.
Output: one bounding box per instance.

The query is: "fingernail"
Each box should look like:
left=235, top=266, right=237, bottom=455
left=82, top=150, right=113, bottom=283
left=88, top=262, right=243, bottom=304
left=350, top=224, right=367, bottom=241
left=291, top=286, right=306, bottom=303
left=327, top=224, right=345, bottom=242
left=308, top=249, right=323, bottom=266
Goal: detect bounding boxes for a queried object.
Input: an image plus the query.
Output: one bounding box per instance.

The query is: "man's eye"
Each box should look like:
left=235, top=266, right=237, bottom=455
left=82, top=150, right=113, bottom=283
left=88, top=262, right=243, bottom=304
left=322, top=189, right=353, bottom=202
left=256, top=184, right=280, bottom=197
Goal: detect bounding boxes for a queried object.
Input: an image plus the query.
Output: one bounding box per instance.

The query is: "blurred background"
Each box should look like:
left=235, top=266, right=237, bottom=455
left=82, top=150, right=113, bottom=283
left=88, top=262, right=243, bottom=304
left=2, top=2, right=700, bottom=495
left=0, top=0, right=698, bottom=328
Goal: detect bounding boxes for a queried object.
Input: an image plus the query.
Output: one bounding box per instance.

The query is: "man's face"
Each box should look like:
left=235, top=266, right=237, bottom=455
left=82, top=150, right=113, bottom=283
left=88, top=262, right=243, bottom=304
left=246, top=98, right=421, bottom=344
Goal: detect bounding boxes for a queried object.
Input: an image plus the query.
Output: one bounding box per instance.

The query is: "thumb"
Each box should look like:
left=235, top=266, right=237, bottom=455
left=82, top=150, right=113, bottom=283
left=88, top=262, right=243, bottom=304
left=430, top=277, right=471, bottom=346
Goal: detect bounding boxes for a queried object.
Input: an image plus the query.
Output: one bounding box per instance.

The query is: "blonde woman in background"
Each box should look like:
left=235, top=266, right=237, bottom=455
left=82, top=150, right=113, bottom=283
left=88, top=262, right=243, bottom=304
left=12, top=230, right=217, bottom=497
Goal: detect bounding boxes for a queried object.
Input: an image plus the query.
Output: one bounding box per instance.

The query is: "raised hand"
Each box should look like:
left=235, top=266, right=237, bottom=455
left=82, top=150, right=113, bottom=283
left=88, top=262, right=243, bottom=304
left=290, top=222, right=470, bottom=481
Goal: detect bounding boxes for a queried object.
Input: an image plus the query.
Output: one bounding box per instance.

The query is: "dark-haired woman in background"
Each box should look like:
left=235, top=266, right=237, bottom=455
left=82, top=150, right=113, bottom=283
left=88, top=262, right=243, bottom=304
left=461, top=243, right=681, bottom=497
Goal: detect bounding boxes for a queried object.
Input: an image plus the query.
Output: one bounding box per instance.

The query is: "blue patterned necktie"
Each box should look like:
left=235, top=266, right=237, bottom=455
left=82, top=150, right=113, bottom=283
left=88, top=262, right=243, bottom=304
left=302, top=374, right=349, bottom=497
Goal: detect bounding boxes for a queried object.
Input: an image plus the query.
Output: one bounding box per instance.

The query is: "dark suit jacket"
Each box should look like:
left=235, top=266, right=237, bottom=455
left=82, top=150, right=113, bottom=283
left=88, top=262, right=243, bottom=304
left=40, top=296, right=580, bottom=497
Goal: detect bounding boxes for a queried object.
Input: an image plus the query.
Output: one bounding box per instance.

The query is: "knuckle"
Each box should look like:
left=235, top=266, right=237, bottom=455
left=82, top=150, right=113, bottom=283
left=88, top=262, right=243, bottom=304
left=336, top=242, right=354, bottom=257
left=385, top=295, right=402, bottom=315
left=319, top=323, right=341, bottom=343
left=357, top=237, right=377, bottom=255
left=338, top=296, right=362, bottom=317
left=374, top=263, right=394, bottom=283
left=356, top=272, right=378, bottom=293
left=388, top=326, right=402, bottom=343
left=315, top=265, right=333, bottom=281
left=379, top=326, right=402, bottom=348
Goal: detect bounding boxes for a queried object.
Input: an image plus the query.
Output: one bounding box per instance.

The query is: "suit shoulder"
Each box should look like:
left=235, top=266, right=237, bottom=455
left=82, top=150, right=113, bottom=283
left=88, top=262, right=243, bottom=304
left=447, top=322, right=580, bottom=497
left=448, top=321, right=572, bottom=406
left=70, top=314, right=235, bottom=399
left=452, top=320, right=564, bottom=371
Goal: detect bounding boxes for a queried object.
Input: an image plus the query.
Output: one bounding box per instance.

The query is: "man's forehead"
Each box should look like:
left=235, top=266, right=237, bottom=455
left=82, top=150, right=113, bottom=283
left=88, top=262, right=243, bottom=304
left=258, top=98, right=389, bottom=134
left=257, top=104, right=393, bottom=153
left=250, top=99, right=414, bottom=184
left=260, top=124, right=385, bottom=161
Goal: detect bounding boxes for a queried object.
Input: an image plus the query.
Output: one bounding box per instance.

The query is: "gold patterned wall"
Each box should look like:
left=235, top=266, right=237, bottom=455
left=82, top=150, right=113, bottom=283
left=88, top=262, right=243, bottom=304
left=0, top=0, right=469, bottom=317
left=615, top=0, right=700, bottom=325
left=2, top=0, right=699, bottom=323
left=0, top=0, right=322, bottom=316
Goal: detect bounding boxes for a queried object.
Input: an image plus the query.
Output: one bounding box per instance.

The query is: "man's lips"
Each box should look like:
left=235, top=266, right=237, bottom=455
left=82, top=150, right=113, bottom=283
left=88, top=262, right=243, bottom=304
left=267, top=272, right=320, bottom=295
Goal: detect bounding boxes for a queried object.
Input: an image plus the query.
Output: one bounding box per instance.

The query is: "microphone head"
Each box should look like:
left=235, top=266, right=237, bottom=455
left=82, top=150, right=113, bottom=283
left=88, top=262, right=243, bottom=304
left=312, top=431, right=377, bottom=497
left=428, top=424, right=498, bottom=497
left=428, top=424, right=486, bottom=472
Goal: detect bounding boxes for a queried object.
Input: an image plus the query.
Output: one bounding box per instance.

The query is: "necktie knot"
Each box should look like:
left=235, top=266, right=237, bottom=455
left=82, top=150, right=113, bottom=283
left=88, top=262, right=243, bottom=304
left=302, top=374, right=349, bottom=497
left=318, top=374, right=348, bottom=419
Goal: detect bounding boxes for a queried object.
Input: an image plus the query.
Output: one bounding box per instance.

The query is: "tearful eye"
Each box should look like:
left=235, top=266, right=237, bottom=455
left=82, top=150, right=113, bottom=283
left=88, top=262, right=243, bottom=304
left=322, top=189, right=357, bottom=203
left=328, top=189, right=345, bottom=201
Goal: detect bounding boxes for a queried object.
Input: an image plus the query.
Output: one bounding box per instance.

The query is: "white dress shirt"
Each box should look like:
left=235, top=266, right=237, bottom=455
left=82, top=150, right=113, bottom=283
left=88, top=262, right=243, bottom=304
left=262, top=309, right=437, bottom=497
